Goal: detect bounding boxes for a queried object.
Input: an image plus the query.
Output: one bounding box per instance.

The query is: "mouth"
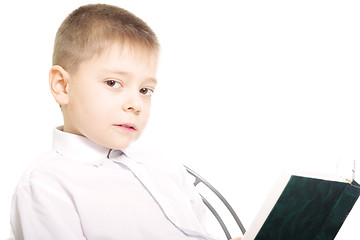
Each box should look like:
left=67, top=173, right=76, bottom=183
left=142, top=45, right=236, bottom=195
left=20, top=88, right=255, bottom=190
left=113, top=124, right=137, bottom=131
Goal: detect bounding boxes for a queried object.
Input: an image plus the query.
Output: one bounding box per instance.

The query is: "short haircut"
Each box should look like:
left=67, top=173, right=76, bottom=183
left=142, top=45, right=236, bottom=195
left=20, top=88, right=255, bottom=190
left=52, top=4, right=160, bottom=73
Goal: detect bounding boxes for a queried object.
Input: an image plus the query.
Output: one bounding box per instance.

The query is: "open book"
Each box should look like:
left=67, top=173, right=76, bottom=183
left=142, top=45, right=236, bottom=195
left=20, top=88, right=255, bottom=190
left=242, top=171, right=360, bottom=240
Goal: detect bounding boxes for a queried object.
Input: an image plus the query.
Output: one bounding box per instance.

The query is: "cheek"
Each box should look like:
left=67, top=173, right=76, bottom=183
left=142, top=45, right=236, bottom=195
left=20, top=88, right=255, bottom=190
left=70, top=88, right=110, bottom=121
left=85, top=100, right=114, bottom=121
left=141, top=101, right=152, bottom=123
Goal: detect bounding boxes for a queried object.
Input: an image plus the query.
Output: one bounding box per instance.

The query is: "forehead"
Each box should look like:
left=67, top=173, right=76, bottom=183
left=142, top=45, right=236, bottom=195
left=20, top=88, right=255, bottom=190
left=74, top=42, right=159, bottom=82
left=101, top=42, right=159, bottom=69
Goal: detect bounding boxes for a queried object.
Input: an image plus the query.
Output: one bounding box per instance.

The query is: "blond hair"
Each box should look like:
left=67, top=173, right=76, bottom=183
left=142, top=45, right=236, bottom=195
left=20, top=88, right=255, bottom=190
left=52, top=4, right=159, bottom=73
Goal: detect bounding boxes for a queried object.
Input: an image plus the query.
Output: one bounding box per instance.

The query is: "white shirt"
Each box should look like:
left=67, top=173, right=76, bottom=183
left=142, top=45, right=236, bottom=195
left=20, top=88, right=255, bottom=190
left=11, top=127, right=217, bottom=240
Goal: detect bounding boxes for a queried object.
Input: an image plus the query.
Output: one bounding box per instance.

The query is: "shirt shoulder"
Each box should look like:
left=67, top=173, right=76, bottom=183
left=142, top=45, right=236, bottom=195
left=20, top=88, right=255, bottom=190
left=14, top=150, right=61, bottom=191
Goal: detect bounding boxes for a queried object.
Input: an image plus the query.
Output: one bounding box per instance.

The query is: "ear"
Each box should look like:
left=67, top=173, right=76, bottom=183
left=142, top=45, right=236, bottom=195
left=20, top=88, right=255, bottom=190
left=49, top=65, right=70, bottom=105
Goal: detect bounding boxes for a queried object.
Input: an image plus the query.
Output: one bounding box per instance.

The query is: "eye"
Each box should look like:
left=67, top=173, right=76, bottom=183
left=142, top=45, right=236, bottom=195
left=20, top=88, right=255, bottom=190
left=106, top=80, right=122, bottom=88
left=140, top=88, right=154, bottom=96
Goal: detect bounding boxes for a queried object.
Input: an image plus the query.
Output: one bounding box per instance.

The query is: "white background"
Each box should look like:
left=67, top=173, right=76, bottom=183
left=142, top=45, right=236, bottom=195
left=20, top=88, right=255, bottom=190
left=1, top=0, right=360, bottom=239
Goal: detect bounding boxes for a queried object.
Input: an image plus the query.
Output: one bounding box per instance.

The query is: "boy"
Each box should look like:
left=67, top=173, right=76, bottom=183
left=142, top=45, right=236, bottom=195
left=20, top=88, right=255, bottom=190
left=10, top=4, right=241, bottom=240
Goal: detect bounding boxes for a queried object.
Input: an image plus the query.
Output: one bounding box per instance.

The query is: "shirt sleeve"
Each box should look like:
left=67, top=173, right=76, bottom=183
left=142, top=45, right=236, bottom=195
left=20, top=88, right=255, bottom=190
left=11, top=176, right=86, bottom=240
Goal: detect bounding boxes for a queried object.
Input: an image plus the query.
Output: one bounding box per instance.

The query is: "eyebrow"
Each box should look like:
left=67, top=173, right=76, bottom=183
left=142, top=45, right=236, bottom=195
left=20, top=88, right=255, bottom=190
left=101, top=69, right=157, bottom=85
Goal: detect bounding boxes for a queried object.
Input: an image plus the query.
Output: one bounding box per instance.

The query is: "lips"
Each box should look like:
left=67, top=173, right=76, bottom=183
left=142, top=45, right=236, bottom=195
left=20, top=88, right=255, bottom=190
left=114, top=124, right=137, bottom=131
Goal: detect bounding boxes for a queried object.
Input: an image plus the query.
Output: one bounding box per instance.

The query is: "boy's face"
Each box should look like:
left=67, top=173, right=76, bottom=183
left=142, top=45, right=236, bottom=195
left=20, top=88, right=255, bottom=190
left=62, top=43, right=158, bottom=150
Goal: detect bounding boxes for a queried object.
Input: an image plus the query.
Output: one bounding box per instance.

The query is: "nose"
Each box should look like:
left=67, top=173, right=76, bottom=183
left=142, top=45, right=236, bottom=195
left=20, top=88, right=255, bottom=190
left=122, top=92, right=143, bottom=114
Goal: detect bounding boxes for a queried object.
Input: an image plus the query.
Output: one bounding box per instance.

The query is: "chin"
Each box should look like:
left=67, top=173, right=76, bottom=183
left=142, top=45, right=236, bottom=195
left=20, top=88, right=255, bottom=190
left=110, top=141, right=133, bottom=151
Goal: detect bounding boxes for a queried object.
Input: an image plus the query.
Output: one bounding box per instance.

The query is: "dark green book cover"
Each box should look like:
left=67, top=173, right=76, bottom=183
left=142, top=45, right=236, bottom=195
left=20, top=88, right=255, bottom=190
left=253, top=176, right=360, bottom=240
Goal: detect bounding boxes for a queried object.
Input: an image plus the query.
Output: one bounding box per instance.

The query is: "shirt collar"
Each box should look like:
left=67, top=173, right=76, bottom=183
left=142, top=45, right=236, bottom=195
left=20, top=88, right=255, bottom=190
left=53, top=126, right=128, bottom=166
